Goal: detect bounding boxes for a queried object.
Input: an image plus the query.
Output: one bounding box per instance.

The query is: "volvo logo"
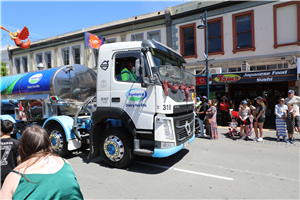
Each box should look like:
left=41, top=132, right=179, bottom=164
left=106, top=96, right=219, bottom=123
left=176, top=119, right=194, bottom=136
left=184, top=121, right=191, bottom=135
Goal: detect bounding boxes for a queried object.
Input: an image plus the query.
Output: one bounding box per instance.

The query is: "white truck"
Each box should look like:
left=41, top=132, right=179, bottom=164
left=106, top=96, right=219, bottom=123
left=1, top=40, right=196, bottom=168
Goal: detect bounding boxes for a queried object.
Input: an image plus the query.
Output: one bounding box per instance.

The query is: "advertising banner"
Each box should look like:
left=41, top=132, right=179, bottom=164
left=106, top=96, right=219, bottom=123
left=211, top=68, right=298, bottom=85
left=84, top=32, right=104, bottom=49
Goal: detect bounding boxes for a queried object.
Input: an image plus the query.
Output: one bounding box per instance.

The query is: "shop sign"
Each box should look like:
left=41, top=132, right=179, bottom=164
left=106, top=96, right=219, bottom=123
left=211, top=68, right=298, bottom=85
left=195, top=75, right=212, bottom=85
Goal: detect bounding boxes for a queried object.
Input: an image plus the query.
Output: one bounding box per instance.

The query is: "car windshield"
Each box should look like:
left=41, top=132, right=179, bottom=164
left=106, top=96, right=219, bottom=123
left=150, top=48, right=195, bottom=86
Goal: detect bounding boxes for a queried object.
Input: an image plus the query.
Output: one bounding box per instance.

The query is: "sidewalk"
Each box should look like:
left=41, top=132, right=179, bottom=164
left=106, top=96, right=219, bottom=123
left=196, top=126, right=300, bottom=147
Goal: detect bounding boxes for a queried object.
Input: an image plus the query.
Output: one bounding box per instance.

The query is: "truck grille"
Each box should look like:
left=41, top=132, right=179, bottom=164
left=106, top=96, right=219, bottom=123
left=173, top=112, right=194, bottom=145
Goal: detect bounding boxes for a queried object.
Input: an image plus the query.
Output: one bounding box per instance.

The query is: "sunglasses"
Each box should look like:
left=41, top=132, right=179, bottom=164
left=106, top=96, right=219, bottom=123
left=129, top=61, right=134, bottom=63
left=280, top=100, right=285, bottom=102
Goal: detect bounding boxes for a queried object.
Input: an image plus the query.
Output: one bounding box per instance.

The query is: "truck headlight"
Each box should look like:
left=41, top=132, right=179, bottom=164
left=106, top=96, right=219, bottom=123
left=163, top=119, right=174, bottom=140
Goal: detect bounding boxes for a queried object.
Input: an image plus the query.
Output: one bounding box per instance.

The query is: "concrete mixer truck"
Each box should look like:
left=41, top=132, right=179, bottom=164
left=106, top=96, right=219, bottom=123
left=1, top=40, right=196, bottom=168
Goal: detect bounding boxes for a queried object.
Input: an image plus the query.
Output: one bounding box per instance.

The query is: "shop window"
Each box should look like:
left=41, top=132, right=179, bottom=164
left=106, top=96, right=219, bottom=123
left=207, top=17, right=224, bottom=55
left=22, top=57, right=28, bottom=72
left=273, top=1, right=300, bottom=48
left=15, top=58, right=20, bottom=74
left=232, top=10, right=255, bottom=53
left=257, top=65, right=266, bottom=71
left=180, top=23, right=197, bottom=58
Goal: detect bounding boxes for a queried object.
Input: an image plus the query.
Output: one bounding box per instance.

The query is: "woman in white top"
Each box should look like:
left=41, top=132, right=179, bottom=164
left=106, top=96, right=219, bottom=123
left=275, top=97, right=288, bottom=142
left=238, top=100, right=251, bottom=140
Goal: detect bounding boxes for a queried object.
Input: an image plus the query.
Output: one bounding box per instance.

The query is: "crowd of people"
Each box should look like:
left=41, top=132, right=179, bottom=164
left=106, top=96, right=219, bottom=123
left=1, top=121, right=83, bottom=199
left=195, top=89, right=299, bottom=144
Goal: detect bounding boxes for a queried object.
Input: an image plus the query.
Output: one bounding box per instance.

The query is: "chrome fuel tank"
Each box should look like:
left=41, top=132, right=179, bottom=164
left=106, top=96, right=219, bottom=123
left=1, top=64, right=97, bottom=115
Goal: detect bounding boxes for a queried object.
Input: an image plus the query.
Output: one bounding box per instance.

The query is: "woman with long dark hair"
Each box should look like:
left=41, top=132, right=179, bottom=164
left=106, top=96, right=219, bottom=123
left=1, top=125, right=83, bottom=199
left=253, top=96, right=266, bottom=142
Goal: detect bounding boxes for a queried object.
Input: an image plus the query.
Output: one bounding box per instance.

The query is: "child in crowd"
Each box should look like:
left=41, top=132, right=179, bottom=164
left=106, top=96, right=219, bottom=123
left=0, top=120, right=19, bottom=186
left=227, top=117, right=239, bottom=138
left=284, top=103, right=296, bottom=144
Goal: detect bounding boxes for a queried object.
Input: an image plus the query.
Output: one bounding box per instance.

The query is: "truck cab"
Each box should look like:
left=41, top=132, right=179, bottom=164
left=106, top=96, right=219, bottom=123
left=89, top=40, right=196, bottom=167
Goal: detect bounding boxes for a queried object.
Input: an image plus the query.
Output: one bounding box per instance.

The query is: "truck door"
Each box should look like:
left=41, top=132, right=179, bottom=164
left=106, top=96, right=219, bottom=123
left=111, top=50, right=155, bottom=130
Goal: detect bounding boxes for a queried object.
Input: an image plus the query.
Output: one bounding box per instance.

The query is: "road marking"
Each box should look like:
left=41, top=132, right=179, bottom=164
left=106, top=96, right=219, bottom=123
left=133, top=161, right=234, bottom=181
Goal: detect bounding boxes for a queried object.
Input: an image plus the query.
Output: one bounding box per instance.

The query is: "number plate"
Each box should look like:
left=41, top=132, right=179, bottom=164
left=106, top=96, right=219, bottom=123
left=183, top=140, right=189, bottom=148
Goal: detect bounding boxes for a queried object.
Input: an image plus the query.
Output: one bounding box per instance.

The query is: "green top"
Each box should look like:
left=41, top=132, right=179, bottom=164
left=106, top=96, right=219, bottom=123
left=121, top=68, right=137, bottom=81
left=12, top=158, right=83, bottom=200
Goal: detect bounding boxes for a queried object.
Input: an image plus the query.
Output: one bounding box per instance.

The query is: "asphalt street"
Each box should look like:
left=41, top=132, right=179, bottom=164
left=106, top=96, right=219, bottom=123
left=66, top=127, right=299, bottom=199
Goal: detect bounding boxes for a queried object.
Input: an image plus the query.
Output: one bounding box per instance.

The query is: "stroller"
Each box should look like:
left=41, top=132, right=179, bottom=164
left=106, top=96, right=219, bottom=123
left=226, top=111, right=240, bottom=138
left=227, top=121, right=239, bottom=137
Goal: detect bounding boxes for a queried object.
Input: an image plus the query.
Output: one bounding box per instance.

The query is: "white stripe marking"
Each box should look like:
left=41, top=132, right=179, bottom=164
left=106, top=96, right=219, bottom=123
left=134, top=161, right=234, bottom=181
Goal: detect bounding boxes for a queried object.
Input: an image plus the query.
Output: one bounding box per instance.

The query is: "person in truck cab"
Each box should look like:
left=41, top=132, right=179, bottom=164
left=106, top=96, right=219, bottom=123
left=121, top=57, right=137, bottom=81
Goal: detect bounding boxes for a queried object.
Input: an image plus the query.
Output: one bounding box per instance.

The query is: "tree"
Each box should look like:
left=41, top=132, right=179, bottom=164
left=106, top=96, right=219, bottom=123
left=1, top=61, right=9, bottom=77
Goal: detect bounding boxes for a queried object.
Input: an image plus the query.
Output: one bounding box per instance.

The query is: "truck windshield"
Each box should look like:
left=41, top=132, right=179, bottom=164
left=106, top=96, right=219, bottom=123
left=150, top=48, right=195, bottom=86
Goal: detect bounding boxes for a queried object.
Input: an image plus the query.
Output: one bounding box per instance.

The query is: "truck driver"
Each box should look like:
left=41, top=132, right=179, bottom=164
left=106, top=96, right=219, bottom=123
left=121, top=57, right=137, bottom=81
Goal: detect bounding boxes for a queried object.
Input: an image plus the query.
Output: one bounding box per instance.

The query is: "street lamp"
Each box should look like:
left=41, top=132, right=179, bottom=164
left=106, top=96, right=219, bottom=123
left=197, top=10, right=209, bottom=100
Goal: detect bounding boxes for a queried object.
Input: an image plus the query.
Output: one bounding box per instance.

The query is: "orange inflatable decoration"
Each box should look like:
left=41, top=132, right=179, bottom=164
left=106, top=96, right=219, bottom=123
left=1, top=26, right=31, bottom=49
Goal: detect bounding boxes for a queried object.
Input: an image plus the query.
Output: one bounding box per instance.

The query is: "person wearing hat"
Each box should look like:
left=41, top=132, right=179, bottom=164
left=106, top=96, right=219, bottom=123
left=196, top=96, right=208, bottom=138
left=285, top=89, right=300, bottom=134
left=121, top=57, right=137, bottom=81
left=253, top=96, right=266, bottom=142
left=238, top=100, right=251, bottom=140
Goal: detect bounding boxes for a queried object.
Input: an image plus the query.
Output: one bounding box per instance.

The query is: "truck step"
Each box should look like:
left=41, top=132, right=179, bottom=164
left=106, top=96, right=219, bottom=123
left=134, top=149, right=154, bottom=157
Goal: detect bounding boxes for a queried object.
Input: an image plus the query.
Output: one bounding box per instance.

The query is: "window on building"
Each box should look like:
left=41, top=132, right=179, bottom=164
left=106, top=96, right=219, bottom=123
left=94, top=49, right=99, bottom=68
left=228, top=68, right=237, bottom=72
left=267, top=64, right=277, bottom=70
left=147, top=31, right=161, bottom=42
left=15, top=58, right=20, bottom=74
left=45, top=53, right=51, bottom=68
left=74, top=48, right=80, bottom=64
left=273, top=1, right=300, bottom=48
left=257, top=65, right=266, bottom=70
left=22, top=57, right=28, bottom=72
left=180, top=23, right=197, bottom=58
left=278, top=63, right=289, bottom=69
left=106, top=38, right=116, bottom=43
left=36, top=54, right=42, bottom=65
left=232, top=10, right=255, bottom=53
left=131, top=33, right=143, bottom=41
left=207, top=17, right=224, bottom=55
left=222, top=68, right=227, bottom=73
left=121, top=35, right=126, bottom=42
left=63, top=49, right=69, bottom=65
left=250, top=66, right=256, bottom=71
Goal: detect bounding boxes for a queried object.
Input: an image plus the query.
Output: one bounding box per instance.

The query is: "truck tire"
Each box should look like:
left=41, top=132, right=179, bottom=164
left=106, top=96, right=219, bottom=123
left=99, top=127, right=134, bottom=168
left=48, top=124, right=68, bottom=156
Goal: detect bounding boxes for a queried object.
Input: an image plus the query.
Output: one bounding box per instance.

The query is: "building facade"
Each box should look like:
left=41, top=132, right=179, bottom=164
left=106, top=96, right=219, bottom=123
left=170, top=0, right=300, bottom=126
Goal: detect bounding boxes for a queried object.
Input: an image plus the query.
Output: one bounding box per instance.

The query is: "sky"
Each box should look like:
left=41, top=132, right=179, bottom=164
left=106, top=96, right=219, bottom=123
left=0, top=0, right=190, bottom=47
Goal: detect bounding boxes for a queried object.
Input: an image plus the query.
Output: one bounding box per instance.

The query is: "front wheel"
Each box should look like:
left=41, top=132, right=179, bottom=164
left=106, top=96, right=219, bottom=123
left=99, top=128, right=134, bottom=168
left=48, top=124, right=68, bottom=156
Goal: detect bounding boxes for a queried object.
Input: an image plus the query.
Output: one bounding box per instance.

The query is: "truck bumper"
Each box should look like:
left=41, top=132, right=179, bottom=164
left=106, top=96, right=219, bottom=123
left=152, top=133, right=195, bottom=158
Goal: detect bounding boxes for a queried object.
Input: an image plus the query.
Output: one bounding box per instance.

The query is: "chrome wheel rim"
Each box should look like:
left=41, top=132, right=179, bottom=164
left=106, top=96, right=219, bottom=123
left=103, top=135, right=124, bottom=162
left=49, top=131, right=63, bottom=152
